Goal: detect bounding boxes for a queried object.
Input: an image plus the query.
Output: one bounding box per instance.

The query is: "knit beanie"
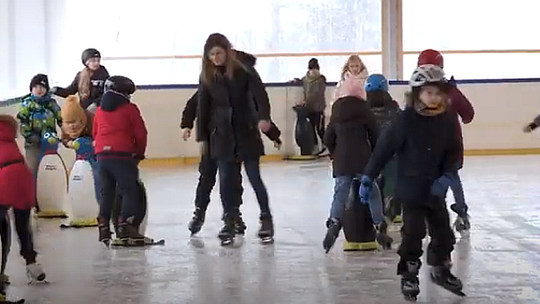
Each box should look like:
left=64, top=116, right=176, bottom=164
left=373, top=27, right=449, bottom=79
left=61, top=95, right=87, bottom=126
left=308, top=58, right=320, bottom=70
left=29, top=74, right=50, bottom=92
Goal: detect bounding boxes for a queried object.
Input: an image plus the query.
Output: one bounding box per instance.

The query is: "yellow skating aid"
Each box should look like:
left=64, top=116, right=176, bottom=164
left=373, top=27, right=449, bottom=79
left=284, top=155, right=317, bottom=161
left=60, top=217, right=98, bottom=228
left=393, top=215, right=402, bottom=223
left=37, top=210, right=67, bottom=218
left=342, top=241, right=378, bottom=251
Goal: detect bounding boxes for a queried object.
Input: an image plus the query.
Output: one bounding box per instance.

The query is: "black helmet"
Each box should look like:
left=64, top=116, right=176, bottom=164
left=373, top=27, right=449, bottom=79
left=81, top=48, right=101, bottom=65
left=104, top=76, right=136, bottom=95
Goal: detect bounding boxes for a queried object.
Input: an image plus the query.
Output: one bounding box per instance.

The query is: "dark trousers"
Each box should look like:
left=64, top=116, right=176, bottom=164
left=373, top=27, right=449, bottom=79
left=243, top=158, right=271, bottom=216
left=98, top=157, right=141, bottom=224
left=307, top=111, right=325, bottom=146
left=0, top=207, right=37, bottom=265
left=216, top=160, right=245, bottom=219
left=397, top=196, right=455, bottom=274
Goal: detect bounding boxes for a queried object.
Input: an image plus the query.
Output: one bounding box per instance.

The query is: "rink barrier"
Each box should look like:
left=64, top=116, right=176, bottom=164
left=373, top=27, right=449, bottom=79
left=1, top=77, right=540, bottom=169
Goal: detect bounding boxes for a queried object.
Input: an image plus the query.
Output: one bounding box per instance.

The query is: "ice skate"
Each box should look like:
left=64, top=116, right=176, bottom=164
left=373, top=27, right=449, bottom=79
left=234, top=212, right=247, bottom=236
left=26, top=263, right=46, bottom=284
left=430, top=265, right=465, bottom=297
left=98, top=224, right=112, bottom=246
left=188, top=207, right=206, bottom=236
left=0, top=274, right=9, bottom=285
left=400, top=261, right=420, bottom=302
left=0, top=292, right=25, bottom=304
left=453, top=215, right=470, bottom=234
left=375, top=221, right=393, bottom=250
left=322, top=218, right=341, bottom=253
left=258, top=214, right=274, bottom=244
left=111, top=221, right=146, bottom=247
left=218, top=217, right=236, bottom=247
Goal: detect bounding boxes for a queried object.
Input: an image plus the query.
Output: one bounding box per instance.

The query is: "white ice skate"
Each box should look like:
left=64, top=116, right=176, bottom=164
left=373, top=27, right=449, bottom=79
left=26, top=263, right=46, bottom=284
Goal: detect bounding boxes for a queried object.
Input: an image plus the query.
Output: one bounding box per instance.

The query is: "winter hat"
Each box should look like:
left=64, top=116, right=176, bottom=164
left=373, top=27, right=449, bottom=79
left=203, top=33, right=232, bottom=56
left=29, top=74, right=50, bottom=92
left=308, top=58, right=320, bottom=70
left=61, top=95, right=87, bottom=126
left=81, top=48, right=101, bottom=65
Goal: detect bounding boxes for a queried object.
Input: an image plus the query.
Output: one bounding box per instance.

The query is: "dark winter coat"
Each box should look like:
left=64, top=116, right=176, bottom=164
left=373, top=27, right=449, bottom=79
left=447, top=83, right=474, bottom=168
left=196, top=65, right=271, bottom=161
left=324, top=96, right=378, bottom=177
left=363, top=104, right=460, bottom=205
left=367, top=91, right=401, bottom=136
left=53, top=65, right=110, bottom=109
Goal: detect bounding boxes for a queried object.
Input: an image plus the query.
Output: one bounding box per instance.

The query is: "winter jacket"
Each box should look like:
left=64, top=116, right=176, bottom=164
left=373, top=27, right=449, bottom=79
left=447, top=82, right=474, bottom=168
left=367, top=91, right=401, bottom=135
left=0, top=115, right=35, bottom=210
left=301, top=70, right=327, bottom=112
left=93, top=91, right=148, bottom=159
left=324, top=96, right=378, bottom=177
left=196, top=65, right=271, bottom=161
left=363, top=102, right=460, bottom=205
left=333, top=70, right=369, bottom=101
left=53, top=65, right=110, bottom=109
left=16, top=94, right=62, bottom=142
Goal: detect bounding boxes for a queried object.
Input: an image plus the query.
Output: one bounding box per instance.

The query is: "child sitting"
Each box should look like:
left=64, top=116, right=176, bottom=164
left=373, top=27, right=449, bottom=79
left=0, top=114, right=46, bottom=286
left=17, top=74, right=62, bottom=177
left=359, top=64, right=464, bottom=300
left=333, top=54, right=369, bottom=102
left=60, top=95, right=100, bottom=202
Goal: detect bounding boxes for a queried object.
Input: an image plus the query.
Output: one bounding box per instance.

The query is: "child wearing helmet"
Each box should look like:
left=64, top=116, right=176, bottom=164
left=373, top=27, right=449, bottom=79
left=51, top=48, right=110, bottom=112
left=333, top=54, right=369, bottom=102
left=93, top=76, right=148, bottom=246
left=365, top=74, right=402, bottom=222
left=418, top=49, right=474, bottom=233
left=0, top=114, right=47, bottom=287
left=359, top=64, right=464, bottom=300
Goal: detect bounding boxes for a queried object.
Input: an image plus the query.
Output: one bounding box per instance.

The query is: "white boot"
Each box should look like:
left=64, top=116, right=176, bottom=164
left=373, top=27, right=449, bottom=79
left=26, top=263, right=46, bottom=283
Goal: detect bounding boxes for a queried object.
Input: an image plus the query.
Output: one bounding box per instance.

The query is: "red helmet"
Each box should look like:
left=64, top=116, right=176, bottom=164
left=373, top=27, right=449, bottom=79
left=417, top=49, right=444, bottom=68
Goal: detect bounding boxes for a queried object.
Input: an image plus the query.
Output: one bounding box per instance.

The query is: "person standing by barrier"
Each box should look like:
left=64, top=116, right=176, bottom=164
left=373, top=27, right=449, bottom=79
left=51, top=48, right=110, bottom=113
left=417, top=49, right=475, bottom=233
left=196, top=33, right=273, bottom=246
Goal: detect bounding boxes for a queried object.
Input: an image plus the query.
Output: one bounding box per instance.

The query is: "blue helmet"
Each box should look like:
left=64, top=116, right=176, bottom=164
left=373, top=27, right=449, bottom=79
left=365, top=74, right=389, bottom=92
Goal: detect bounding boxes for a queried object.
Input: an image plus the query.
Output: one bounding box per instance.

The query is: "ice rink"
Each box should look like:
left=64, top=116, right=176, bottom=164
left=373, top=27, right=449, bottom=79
left=4, top=155, right=540, bottom=304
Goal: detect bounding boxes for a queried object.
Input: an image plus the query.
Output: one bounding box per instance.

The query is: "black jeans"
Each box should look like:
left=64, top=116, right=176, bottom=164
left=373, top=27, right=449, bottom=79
left=0, top=207, right=37, bottom=265
left=307, top=111, right=325, bottom=146
left=243, top=158, right=271, bottom=216
left=397, top=196, right=455, bottom=274
left=216, top=160, right=245, bottom=219
left=98, top=157, right=141, bottom=224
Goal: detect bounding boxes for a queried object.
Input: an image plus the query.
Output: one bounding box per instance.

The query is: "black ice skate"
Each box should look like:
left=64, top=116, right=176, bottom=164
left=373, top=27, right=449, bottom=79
left=111, top=220, right=146, bottom=247
left=98, top=224, right=112, bottom=246
left=400, top=261, right=421, bottom=302
left=430, top=265, right=465, bottom=297
left=258, top=214, right=274, bottom=244
left=218, top=217, right=236, bottom=246
left=188, top=207, right=206, bottom=236
left=375, top=221, right=393, bottom=250
left=234, top=212, right=247, bottom=236
left=323, top=218, right=342, bottom=253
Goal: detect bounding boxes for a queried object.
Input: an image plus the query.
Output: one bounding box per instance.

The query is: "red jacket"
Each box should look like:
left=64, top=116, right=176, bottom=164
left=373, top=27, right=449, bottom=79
left=93, top=91, right=147, bottom=158
left=447, top=85, right=474, bottom=168
left=0, top=115, right=35, bottom=210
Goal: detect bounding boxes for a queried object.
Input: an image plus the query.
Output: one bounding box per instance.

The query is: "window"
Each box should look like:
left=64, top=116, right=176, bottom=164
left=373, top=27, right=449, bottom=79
left=403, top=53, right=540, bottom=79
left=64, top=0, right=382, bottom=84
left=402, top=0, right=540, bottom=51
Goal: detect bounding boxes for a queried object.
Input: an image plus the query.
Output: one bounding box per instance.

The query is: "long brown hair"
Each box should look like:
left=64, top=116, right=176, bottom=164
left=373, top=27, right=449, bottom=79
left=340, top=54, right=367, bottom=80
left=201, top=33, right=242, bottom=85
left=78, top=67, right=94, bottom=99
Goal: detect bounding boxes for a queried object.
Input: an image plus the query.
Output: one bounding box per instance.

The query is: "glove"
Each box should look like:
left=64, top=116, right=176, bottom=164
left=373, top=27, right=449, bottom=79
left=447, top=76, right=457, bottom=87
left=431, top=173, right=453, bottom=197
left=359, top=175, right=373, bottom=203
left=273, top=138, right=282, bottom=149
left=24, top=134, right=40, bottom=147
left=50, top=86, right=59, bottom=95
left=523, top=122, right=537, bottom=133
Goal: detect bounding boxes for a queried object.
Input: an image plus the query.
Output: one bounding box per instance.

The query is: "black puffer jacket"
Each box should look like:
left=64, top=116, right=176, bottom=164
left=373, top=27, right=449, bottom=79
left=52, top=65, right=110, bottom=109
left=324, top=96, right=378, bottom=177
left=367, top=91, right=401, bottom=136
left=196, top=65, right=271, bottom=161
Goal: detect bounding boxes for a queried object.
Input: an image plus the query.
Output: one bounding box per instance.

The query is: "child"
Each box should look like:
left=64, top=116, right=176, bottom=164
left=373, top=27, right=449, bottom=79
left=293, top=58, right=327, bottom=155
left=51, top=48, right=110, bottom=112
left=0, top=115, right=46, bottom=285
left=418, top=49, right=474, bottom=233
left=333, top=54, right=369, bottom=101
left=359, top=65, right=464, bottom=300
left=60, top=95, right=100, bottom=202
left=93, top=75, right=148, bottom=245
left=322, top=87, right=389, bottom=253
left=17, top=74, right=62, bottom=177
left=365, top=74, right=402, bottom=222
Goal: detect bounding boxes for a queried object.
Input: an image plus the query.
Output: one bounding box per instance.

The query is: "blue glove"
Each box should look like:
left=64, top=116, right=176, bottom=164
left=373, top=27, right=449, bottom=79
left=359, top=175, right=373, bottom=203
left=447, top=76, right=457, bottom=87
left=431, top=173, right=453, bottom=197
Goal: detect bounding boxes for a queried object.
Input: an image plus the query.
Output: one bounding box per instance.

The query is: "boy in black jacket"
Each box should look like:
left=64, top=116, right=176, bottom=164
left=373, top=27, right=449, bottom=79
left=322, top=95, right=388, bottom=253
left=359, top=65, right=464, bottom=300
left=180, top=50, right=282, bottom=237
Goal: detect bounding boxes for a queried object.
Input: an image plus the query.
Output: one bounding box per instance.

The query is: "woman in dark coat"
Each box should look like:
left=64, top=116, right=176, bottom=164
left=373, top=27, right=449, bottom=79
left=196, top=33, right=273, bottom=245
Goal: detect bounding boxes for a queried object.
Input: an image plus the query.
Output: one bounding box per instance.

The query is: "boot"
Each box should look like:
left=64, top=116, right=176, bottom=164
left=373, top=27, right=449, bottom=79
left=115, top=217, right=145, bottom=246
left=322, top=218, right=341, bottom=253
left=218, top=216, right=236, bottom=246
left=234, top=211, right=247, bottom=235
left=258, top=213, right=274, bottom=243
left=188, top=207, right=206, bottom=235
left=97, top=217, right=112, bottom=244
left=375, top=221, right=393, bottom=249
left=400, top=261, right=421, bottom=301
left=430, top=265, right=465, bottom=296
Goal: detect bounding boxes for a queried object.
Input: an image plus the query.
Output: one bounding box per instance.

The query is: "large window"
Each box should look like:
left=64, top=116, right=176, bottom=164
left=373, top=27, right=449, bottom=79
left=65, top=0, right=382, bottom=85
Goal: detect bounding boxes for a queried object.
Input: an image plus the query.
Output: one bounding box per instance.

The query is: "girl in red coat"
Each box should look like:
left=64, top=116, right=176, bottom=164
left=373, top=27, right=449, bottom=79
left=0, top=115, right=46, bottom=283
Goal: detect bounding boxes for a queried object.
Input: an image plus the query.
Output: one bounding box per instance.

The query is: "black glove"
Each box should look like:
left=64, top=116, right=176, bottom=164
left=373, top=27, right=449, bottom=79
left=50, top=86, right=60, bottom=95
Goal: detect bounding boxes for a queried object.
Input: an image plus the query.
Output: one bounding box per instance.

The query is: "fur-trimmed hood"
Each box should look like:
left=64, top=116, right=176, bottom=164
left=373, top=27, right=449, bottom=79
left=0, top=114, right=18, bottom=141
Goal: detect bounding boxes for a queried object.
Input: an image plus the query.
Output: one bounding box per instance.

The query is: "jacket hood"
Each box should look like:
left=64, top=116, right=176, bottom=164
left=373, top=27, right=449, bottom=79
left=100, top=91, right=129, bottom=112
left=305, top=70, right=324, bottom=83
left=234, top=50, right=257, bottom=67
left=367, top=91, right=396, bottom=108
left=331, top=96, right=371, bottom=123
left=0, top=115, right=18, bottom=142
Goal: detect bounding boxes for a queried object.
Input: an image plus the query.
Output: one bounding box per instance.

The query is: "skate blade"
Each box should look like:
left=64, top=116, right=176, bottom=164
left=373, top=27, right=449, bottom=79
left=189, top=235, right=205, bottom=248
left=403, top=294, right=418, bottom=302
left=260, top=236, right=274, bottom=244
left=431, top=276, right=466, bottom=297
